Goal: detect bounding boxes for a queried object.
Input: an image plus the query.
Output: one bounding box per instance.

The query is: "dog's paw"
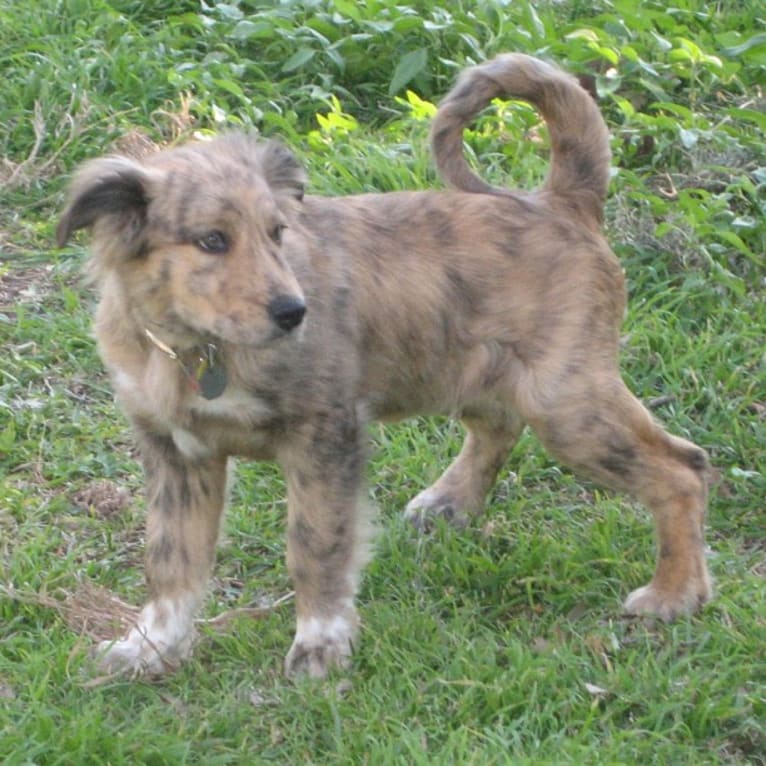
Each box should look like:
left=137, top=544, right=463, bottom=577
left=404, top=489, right=468, bottom=533
left=284, top=613, right=357, bottom=679
left=95, top=631, right=188, bottom=677
left=95, top=626, right=195, bottom=677
left=94, top=598, right=197, bottom=677
left=623, top=577, right=712, bottom=622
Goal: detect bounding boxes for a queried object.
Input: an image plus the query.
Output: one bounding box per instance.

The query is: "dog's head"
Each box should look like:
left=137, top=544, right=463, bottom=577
left=57, top=133, right=308, bottom=347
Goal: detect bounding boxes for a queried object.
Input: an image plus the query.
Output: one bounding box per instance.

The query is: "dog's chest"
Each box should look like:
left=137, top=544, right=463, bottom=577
left=180, top=390, right=276, bottom=458
left=114, top=364, right=276, bottom=459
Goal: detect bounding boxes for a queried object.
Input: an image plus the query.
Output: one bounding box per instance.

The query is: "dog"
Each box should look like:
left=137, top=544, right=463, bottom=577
left=57, top=53, right=712, bottom=679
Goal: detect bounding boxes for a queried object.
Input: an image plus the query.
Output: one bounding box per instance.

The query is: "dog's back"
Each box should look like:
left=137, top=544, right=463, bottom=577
left=430, top=53, right=611, bottom=228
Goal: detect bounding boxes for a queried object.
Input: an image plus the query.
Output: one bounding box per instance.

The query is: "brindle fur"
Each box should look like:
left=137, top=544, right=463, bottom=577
left=57, top=54, right=712, bottom=679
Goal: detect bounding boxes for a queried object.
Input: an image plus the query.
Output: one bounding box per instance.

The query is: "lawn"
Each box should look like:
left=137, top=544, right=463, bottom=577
left=1, top=0, right=764, bottom=763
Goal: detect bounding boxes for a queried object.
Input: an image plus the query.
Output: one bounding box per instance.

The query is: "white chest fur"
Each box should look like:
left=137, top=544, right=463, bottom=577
left=112, top=362, right=274, bottom=460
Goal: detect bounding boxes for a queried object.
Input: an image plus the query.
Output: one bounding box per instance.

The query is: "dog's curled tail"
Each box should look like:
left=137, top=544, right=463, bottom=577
left=431, top=53, right=611, bottom=223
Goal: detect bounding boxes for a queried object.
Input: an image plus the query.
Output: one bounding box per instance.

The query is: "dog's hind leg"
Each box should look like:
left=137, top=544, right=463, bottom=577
left=404, top=411, right=524, bottom=531
left=520, top=375, right=712, bottom=621
left=96, top=430, right=228, bottom=676
left=278, top=407, right=373, bottom=678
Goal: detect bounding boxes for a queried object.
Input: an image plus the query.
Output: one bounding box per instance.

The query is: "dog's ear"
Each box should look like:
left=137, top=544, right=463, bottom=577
left=56, top=157, right=155, bottom=253
left=259, top=140, right=307, bottom=201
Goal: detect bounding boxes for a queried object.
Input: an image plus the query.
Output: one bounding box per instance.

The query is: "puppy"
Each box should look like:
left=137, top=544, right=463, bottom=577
left=57, top=53, right=712, bottom=679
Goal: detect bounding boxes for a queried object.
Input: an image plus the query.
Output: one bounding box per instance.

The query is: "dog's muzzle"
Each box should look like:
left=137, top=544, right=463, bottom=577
left=268, top=294, right=307, bottom=333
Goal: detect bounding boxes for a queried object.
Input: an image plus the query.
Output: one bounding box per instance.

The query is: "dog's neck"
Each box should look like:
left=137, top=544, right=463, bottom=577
left=143, top=328, right=228, bottom=400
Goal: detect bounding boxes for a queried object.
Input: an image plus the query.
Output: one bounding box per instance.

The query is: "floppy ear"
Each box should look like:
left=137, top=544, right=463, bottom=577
left=56, top=156, right=154, bottom=253
left=258, top=140, right=307, bottom=201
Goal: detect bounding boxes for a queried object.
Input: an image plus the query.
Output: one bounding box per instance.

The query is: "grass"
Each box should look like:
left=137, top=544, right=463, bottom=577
left=1, top=0, right=764, bottom=763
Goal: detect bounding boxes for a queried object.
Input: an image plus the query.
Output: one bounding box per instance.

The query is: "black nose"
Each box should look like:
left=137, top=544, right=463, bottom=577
left=268, top=294, right=306, bottom=332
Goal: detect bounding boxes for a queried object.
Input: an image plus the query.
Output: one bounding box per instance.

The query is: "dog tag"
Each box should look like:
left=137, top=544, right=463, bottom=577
left=198, top=362, right=227, bottom=399
left=196, top=345, right=227, bottom=400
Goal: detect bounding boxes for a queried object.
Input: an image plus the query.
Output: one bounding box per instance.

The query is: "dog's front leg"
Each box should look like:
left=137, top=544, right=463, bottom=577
left=97, top=430, right=228, bottom=676
left=279, top=411, right=371, bottom=679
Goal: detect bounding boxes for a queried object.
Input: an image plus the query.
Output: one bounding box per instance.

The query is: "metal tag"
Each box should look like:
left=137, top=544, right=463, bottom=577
left=198, top=362, right=227, bottom=400
left=195, top=344, right=227, bottom=400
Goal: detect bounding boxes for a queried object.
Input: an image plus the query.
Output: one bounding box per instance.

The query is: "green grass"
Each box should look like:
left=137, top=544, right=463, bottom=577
left=1, top=0, right=764, bottom=763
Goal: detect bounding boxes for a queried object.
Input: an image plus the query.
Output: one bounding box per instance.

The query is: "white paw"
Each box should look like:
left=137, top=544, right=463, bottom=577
left=284, top=612, right=358, bottom=679
left=95, top=597, right=196, bottom=677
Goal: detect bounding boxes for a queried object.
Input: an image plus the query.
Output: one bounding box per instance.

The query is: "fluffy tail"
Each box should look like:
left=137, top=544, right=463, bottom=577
left=431, top=53, right=611, bottom=224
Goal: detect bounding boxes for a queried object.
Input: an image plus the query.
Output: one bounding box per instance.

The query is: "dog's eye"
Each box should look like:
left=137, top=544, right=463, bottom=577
left=196, top=231, right=229, bottom=255
left=269, top=224, right=286, bottom=245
